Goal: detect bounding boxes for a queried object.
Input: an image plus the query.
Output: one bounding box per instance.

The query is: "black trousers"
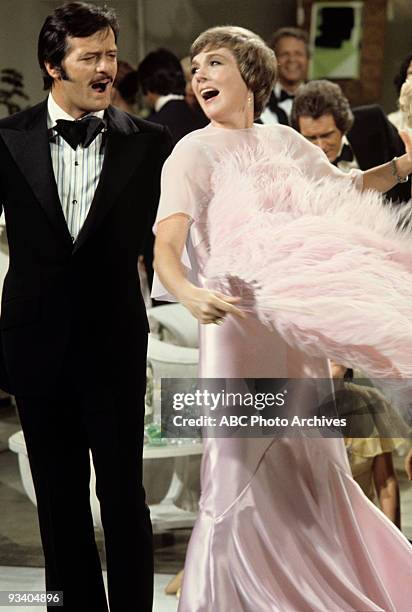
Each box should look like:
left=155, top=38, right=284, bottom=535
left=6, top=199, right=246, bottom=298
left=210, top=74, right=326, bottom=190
left=15, top=347, right=153, bottom=612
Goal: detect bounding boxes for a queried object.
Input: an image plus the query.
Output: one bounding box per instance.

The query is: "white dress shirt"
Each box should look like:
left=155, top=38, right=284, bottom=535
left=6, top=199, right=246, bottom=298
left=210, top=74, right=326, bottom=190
left=336, top=135, right=360, bottom=173
left=47, top=94, right=105, bottom=240
left=260, top=82, right=294, bottom=125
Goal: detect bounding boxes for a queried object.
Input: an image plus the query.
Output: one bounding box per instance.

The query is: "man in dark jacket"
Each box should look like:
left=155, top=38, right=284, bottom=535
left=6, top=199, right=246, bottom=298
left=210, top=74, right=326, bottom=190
left=0, top=3, right=171, bottom=610
left=291, top=80, right=410, bottom=203
left=137, top=48, right=208, bottom=147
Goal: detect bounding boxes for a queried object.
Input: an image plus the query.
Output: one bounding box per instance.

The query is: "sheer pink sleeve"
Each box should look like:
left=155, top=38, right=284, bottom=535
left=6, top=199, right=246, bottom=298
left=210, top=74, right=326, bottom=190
left=151, top=134, right=211, bottom=301
left=280, top=125, right=363, bottom=190
left=154, top=135, right=210, bottom=228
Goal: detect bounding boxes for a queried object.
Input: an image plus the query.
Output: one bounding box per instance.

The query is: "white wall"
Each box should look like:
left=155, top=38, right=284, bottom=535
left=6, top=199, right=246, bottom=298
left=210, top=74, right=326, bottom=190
left=0, top=0, right=296, bottom=115
left=1, top=1, right=411, bottom=115
left=142, top=0, right=296, bottom=58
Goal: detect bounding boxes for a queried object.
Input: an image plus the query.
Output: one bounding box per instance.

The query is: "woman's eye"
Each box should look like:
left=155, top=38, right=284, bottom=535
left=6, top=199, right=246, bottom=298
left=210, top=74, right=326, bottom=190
left=191, top=67, right=198, bottom=75
left=210, top=60, right=221, bottom=66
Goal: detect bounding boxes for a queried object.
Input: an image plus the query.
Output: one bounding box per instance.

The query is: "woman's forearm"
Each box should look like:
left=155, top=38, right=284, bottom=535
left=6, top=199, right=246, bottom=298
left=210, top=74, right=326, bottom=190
left=362, top=154, right=412, bottom=193
left=154, top=239, right=244, bottom=323
left=153, top=241, right=196, bottom=302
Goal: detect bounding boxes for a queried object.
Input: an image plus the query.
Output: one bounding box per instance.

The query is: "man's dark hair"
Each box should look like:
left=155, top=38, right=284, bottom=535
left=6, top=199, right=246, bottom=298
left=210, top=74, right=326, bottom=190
left=394, top=53, right=412, bottom=95
left=291, top=80, right=354, bottom=134
left=38, top=2, right=119, bottom=90
left=269, top=27, right=310, bottom=57
left=137, top=49, right=186, bottom=96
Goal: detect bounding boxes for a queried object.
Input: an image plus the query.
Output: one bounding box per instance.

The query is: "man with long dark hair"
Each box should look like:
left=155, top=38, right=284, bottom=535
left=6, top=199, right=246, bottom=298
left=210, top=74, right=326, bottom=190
left=0, top=3, right=171, bottom=610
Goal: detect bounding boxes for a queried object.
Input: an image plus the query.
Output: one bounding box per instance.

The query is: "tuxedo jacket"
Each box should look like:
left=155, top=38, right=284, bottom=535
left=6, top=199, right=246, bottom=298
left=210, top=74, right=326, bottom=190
left=0, top=100, right=171, bottom=396
left=147, top=99, right=208, bottom=147
left=348, top=105, right=410, bottom=203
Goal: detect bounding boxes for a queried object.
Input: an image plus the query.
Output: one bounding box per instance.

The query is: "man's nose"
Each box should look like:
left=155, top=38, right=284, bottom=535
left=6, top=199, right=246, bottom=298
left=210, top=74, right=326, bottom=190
left=96, top=57, right=112, bottom=74
left=314, top=137, right=328, bottom=150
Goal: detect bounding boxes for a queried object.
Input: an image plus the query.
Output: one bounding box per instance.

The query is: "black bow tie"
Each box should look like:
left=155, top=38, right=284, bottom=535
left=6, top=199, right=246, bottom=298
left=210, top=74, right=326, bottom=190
left=333, top=143, right=354, bottom=166
left=278, top=89, right=295, bottom=102
left=53, top=116, right=105, bottom=150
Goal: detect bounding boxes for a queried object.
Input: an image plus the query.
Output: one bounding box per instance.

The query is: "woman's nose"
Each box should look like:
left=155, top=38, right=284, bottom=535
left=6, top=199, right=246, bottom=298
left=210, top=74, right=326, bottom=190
left=194, top=66, right=207, bottom=81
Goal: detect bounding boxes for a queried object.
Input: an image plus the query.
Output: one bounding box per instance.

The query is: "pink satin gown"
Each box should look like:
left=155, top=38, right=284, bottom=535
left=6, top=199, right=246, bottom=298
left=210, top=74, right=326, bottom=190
left=153, top=124, right=412, bottom=611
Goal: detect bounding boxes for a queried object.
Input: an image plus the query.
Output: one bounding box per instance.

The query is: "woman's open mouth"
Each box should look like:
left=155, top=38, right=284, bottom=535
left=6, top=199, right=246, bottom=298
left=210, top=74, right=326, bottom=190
left=201, top=88, right=220, bottom=102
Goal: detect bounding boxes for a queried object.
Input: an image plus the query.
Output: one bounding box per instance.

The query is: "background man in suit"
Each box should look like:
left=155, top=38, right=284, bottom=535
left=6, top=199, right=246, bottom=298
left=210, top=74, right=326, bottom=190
left=260, top=27, right=309, bottom=125
left=137, top=48, right=208, bottom=147
left=291, top=79, right=410, bottom=203
left=137, top=48, right=207, bottom=297
left=0, top=3, right=171, bottom=611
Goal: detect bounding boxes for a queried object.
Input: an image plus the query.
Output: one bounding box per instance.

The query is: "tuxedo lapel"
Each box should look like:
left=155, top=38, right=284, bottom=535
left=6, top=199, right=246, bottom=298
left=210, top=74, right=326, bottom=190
left=73, top=106, right=152, bottom=252
left=346, top=132, right=371, bottom=170
left=0, top=101, right=73, bottom=248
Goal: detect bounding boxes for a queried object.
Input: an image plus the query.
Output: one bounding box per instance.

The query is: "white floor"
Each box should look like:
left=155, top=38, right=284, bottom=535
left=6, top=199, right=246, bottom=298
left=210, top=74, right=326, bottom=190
left=0, top=567, right=178, bottom=612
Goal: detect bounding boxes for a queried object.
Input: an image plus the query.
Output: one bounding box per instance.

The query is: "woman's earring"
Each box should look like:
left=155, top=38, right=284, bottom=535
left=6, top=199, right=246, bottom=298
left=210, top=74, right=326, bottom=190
left=248, top=95, right=253, bottom=105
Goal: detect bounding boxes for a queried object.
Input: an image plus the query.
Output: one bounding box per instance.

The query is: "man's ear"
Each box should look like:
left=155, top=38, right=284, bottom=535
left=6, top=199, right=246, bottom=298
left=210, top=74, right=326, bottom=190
left=44, top=61, right=62, bottom=81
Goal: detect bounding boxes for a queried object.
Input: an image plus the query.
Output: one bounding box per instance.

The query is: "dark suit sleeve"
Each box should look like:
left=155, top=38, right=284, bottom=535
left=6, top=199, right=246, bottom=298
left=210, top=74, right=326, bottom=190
left=0, top=138, right=5, bottom=217
left=141, top=126, right=173, bottom=291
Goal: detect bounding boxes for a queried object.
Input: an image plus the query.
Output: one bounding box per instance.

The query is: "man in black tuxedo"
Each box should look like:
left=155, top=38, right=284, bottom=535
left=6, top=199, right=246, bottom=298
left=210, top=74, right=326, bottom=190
left=291, top=80, right=410, bottom=203
left=0, top=3, right=171, bottom=611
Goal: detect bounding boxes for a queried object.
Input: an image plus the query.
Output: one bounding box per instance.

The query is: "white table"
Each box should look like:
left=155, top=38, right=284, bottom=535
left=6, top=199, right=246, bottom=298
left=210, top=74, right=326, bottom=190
left=142, top=441, right=203, bottom=533
left=9, top=430, right=203, bottom=534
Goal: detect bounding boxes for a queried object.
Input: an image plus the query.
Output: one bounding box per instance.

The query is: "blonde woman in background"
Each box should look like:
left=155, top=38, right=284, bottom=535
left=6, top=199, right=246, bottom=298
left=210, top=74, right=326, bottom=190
left=388, top=53, right=412, bottom=130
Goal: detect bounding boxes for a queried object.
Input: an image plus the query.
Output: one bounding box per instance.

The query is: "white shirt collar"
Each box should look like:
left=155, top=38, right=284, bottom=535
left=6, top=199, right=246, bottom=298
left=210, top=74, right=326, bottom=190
left=154, top=94, right=185, bottom=113
left=337, top=134, right=350, bottom=157
left=336, top=135, right=359, bottom=171
left=47, top=92, right=105, bottom=128
left=274, top=82, right=282, bottom=98
left=273, top=81, right=297, bottom=99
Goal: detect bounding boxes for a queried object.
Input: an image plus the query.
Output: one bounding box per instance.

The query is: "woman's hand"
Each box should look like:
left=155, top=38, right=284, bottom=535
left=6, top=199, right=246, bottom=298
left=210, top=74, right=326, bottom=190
left=400, top=130, right=412, bottom=162
left=154, top=214, right=245, bottom=324
left=179, top=286, right=246, bottom=324
left=363, top=131, right=412, bottom=191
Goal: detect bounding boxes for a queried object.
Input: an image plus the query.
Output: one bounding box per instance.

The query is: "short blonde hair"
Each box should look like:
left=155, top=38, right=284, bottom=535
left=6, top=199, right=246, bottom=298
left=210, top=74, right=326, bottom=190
left=190, top=26, right=277, bottom=119
left=399, top=76, right=412, bottom=128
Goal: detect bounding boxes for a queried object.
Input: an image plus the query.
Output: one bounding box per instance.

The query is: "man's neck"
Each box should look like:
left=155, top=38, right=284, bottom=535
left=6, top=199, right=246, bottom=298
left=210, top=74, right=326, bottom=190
left=278, top=80, right=302, bottom=95
left=48, top=92, right=104, bottom=125
left=50, top=91, right=85, bottom=119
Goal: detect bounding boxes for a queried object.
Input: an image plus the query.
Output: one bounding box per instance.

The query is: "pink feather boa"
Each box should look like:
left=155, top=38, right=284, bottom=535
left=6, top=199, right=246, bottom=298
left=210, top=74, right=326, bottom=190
left=203, top=143, right=412, bottom=414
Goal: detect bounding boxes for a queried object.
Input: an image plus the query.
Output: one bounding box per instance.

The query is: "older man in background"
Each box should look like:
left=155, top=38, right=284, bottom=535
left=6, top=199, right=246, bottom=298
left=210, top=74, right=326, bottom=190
left=261, top=27, right=309, bottom=125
